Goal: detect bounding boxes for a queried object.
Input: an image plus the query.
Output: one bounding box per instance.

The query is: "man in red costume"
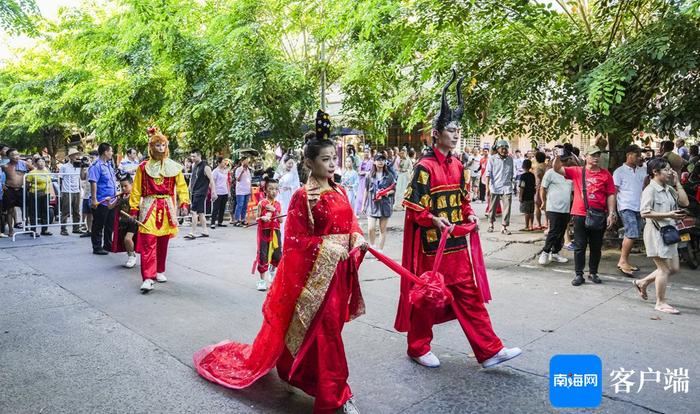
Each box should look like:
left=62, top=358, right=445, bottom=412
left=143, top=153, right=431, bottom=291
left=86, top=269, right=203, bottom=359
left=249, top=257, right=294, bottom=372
left=396, top=69, right=522, bottom=369
left=129, top=127, right=190, bottom=293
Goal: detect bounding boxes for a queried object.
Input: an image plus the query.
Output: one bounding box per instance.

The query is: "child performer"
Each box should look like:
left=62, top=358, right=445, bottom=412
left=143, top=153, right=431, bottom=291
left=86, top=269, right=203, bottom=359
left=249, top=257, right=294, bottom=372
left=195, top=110, right=368, bottom=414
left=254, top=170, right=283, bottom=291
left=109, top=172, right=138, bottom=268
left=518, top=159, right=536, bottom=231
left=129, top=126, right=190, bottom=293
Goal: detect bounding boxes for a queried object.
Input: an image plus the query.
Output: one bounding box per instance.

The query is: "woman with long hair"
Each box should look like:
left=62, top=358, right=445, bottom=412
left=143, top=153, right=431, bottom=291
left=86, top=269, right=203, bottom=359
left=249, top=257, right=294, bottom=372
left=275, top=154, right=301, bottom=216
left=341, top=156, right=360, bottom=213
left=633, top=158, right=689, bottom=314
left=363, top=154, right=395, bottom=252
left=194, top=115, right=368, bottom=414
left=356, top=151, right=373, bottom=214
left=393, top=149, right=412, bottom=210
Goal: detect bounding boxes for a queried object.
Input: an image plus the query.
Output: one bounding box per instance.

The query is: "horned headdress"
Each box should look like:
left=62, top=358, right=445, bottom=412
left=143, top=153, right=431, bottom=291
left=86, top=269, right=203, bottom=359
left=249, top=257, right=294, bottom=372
left=432, top=68, right=465, bottom=131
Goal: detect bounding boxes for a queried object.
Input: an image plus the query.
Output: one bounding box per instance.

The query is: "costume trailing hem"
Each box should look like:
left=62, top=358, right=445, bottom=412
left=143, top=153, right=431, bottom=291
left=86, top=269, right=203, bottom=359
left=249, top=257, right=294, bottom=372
left=193, top=185, right=365, bottom=391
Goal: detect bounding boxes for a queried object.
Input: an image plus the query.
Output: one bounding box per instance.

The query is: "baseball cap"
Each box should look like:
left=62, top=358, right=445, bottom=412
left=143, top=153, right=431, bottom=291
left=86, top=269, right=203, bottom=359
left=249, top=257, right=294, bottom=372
left=496, top=140, right=510, bottom=148
left=625, top=144, right=642, bottom=154
left=584, top=146, right=603, bottom=156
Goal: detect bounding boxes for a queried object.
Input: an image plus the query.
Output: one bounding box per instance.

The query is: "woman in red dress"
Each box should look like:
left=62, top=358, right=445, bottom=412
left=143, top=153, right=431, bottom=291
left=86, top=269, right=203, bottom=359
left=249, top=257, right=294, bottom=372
left=194, top=112, right=368, bottom=414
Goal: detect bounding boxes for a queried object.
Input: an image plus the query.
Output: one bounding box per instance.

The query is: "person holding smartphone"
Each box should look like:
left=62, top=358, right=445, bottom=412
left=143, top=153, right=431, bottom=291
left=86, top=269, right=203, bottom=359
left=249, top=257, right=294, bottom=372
left=552, top=146, right=617, bottom=286
left=633, top=158, right=689, bottom=315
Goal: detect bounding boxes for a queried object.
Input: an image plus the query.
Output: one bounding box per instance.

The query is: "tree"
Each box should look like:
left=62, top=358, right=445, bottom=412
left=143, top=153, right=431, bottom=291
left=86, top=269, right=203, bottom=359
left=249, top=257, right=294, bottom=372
left=0, top=0, right=39, bottom=35
left=0, top=49, right=92, bottom=166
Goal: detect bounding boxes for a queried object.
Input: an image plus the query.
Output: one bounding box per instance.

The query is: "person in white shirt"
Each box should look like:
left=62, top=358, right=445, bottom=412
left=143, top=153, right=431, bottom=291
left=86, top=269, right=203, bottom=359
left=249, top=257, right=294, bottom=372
left=210, top=157, right=231, bottom=228
left=119, top=148, right=140, bottom=175
left=538, top=154, right=575, bottom=265
left=513, top=150, right=524, bottom=195
left=468, top=147, right=482, bottom=201
left=613, top=144, right=647, bottom=276
left=233, top=157, right=252, bottom=226
left=59, top=148, right=87, bottom=235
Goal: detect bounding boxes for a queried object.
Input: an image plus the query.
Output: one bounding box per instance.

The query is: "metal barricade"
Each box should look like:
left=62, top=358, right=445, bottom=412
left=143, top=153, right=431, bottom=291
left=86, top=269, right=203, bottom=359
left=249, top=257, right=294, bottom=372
left=13, top=172, right=86, bottom=240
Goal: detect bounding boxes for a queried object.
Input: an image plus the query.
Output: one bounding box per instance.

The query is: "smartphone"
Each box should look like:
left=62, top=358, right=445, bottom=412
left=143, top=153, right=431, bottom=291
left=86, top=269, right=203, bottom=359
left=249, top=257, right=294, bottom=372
left=557, top=148, right=565, bottom=157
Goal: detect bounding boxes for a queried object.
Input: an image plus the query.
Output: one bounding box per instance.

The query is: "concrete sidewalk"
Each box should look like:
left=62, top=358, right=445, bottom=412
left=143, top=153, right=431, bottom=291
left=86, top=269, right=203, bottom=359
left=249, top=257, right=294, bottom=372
left=1, top=202, right=698, bottom=413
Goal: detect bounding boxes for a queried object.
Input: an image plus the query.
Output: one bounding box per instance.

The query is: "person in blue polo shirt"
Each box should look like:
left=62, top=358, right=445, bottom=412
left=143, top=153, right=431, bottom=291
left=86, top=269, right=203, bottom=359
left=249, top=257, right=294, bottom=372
left=88, top=142, right=117, bottom=255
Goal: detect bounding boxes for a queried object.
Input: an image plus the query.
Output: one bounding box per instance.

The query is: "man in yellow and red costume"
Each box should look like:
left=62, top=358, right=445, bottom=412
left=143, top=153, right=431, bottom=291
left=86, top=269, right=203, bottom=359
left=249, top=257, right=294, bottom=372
left=396, top=69, right=522, bottom=369
left=130, top=127, right=190, bottom=293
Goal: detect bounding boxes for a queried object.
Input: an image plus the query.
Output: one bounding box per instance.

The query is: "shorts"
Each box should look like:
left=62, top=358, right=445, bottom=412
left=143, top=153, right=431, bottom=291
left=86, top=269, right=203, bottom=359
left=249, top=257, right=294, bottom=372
left=82, top=199, right=92, bottom=214
left=620, top=209, right=644, bottom=239
left=191, top=193, right=207, bottom=213
left=120, top=220, right=138, bottom=235
left=520, top=200, right=535, bottom=214
left=4, top=187, right=23, bottom=210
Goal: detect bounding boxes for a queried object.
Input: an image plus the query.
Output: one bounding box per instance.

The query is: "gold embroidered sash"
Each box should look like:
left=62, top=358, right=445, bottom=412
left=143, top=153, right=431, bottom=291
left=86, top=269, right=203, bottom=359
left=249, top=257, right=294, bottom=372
left=285, top=233, right=349, bottom=355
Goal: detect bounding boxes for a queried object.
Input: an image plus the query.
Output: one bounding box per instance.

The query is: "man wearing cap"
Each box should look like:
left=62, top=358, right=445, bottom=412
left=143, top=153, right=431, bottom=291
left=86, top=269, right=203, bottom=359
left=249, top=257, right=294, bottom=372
left=59, top=148, right=87, bottom=235
left=613, top=144, right=646, bottom=276
left=484, top=139, right=515, bottom=234
left=398, top=70, right=521, bottom=370
left=553, top=146, right=617, bottom=286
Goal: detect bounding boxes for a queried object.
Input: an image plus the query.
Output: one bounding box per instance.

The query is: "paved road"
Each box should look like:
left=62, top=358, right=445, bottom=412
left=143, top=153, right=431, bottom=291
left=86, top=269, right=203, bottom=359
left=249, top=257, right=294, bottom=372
left=1, top=202, right=698, bottom=413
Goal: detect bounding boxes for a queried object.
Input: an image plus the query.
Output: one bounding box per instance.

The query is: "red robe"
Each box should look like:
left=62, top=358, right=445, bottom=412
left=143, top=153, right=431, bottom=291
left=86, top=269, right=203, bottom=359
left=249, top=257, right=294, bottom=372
left=252, top=198, right=282, bottom=274
left=194, top=178, right=366, bottom=413
left=111, top=194, right=136, bottom=253
left=396, top=147, right=489, bottom=332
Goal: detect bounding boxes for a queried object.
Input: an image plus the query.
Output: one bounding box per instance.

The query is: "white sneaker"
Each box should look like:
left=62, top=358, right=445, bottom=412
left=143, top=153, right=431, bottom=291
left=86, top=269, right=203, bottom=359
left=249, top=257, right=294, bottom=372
left=256, top=279, right=268, bottom=291
left=156, top=272, right=167, bottom=283
left=550, top=253, right=569, bottom=263
left=140, top=279, right=155, bottom=293
left=411, top=351, right=440, bottom=368
left=481, top=347, right=522, bottom=368
left=338, top=398, right=360, bottom=414
left=262, top=271, right=273, bottom=284
left=124, top=254, right=137, bottom=268
left=538, top=251, right=551, bottom=265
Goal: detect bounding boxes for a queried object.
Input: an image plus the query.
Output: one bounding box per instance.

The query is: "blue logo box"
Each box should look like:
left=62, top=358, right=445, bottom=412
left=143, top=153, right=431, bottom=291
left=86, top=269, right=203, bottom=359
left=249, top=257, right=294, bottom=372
left=550, top=354, right=603, bottom=408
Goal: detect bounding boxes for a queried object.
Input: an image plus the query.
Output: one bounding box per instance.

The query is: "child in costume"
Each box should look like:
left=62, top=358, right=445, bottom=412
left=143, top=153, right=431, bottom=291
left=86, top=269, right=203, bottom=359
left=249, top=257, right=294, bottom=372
left=253, top=170, right=283, bottom=291
left=194, top=110, right=368, bottom=414
left=129, top=127, right=190, bottom=293
left=109, top=172, right=138, bottom=268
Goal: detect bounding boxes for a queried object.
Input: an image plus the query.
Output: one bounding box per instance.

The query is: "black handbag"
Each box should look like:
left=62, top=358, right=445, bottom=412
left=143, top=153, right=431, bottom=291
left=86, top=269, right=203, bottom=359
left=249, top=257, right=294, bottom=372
left=652, top=192, right=681, bottom=245
left=582, top=167, right=607, bottom=230
left=657, top=223, right=681, bottom=245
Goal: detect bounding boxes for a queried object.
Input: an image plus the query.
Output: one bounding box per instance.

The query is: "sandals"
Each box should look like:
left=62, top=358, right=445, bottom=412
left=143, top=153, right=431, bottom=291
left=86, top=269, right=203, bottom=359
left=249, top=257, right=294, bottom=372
left=184, top=234, right=197, bottom=240
left=618, top=265, right=636, bottom=277
left=655, top=304, right=680, bottom=315
left=501, top=227, right=511, bottom=235
left=632, top=280, right=647, bottom=300
left=199, top=233, right=210, bottom=238
left=487, top=226, right=495, bottom=233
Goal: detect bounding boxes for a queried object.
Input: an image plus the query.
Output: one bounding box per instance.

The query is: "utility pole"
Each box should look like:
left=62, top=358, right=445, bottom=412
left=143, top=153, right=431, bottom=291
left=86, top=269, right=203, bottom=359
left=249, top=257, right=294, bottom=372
left=319, top=0, right=326, bottom=111
left=320, top=41, right=326, bottom=111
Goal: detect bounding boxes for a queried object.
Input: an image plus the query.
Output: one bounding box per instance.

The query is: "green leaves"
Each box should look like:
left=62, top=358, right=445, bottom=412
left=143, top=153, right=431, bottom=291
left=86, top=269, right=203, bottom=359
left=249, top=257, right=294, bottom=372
left=1, top=0, right=699, bottom=156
